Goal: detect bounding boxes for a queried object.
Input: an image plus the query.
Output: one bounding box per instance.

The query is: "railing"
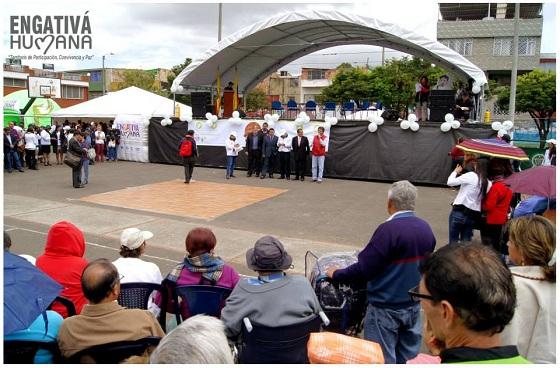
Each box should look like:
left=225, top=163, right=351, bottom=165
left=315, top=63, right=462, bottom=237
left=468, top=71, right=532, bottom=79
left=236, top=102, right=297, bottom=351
left=62, top=73, right=85, bottom=81
left=33, top=70, right=58, bottom=78
left=4, top=64, right=25, bottom=72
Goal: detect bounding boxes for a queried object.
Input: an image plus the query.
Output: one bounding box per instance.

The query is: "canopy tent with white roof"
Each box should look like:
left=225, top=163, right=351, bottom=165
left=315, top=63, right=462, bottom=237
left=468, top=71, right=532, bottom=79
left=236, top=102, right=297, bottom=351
left=52, top=86, right=191, bottom=119
left=171, top=10, right=488, bottom=94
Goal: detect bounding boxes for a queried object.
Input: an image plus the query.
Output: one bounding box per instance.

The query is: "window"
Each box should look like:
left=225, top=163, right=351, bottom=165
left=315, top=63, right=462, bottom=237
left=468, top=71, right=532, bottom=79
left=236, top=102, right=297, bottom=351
left=90, top=71, right=102, bottom=82
left=4, top=78, right=27, bottom=87
left=494, top=37, right=537, bottom=56
left=307, top=70, right=326, bottom=80
left=518, top=37, right=536, bottom=56
left=289, top=78, right=299, bottom=88
left=493, top=38, right=512, bottom=56
left=62, top=85, right=84, bottom=99
left=441, top=38, right=472, bottom=56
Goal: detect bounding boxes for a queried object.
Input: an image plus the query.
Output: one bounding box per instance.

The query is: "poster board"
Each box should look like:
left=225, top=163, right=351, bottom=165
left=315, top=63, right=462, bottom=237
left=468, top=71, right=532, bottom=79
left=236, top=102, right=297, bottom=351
left=114, top=114, right=149, bottom=162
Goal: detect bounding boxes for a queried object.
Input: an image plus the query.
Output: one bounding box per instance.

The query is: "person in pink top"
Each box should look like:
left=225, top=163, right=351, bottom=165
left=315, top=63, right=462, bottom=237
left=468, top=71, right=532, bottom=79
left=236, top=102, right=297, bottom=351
left=155, top=227, right=240, bottom=319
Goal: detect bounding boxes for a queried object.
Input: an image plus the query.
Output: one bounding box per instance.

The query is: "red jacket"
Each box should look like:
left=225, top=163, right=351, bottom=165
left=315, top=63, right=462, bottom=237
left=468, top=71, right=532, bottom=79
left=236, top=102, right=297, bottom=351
left=449, top=146, right=464, bottom=160
left=311, top=134, right=327, bottom=156
left=36, top=221, right=89, bottom=317
left=482, top=179, right=513, bottom=225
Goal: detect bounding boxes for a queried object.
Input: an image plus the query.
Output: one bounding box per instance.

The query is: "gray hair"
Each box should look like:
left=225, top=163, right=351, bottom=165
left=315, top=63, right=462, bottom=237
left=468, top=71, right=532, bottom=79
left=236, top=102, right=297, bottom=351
left=149, top=315, right=234, bottom=364
left=388, top=180, right=417, bottom=211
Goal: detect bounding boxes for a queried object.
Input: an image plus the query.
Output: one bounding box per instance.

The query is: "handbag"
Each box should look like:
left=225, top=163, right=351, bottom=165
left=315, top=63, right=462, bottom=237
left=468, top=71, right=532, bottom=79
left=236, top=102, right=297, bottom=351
left=63, top=152, right=81, bottom=168
left=87, top=148, right=96, bottom=160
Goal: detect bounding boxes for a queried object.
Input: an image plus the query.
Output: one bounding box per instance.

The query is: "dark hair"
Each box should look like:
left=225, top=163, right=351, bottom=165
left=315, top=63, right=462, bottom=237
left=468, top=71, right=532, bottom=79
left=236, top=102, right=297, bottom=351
left=186, top=227, right=217, bottom=256
left=501, top=134, right=511, bottom=143
left=318, top=127, right=325, bottom=132
left=187, top=130, right=194, bottom=136
left=297, top=128, right=303, bottom=133
left=119, top=245, right=143, bottom=258
left=262, top=122, right=268, bottom=127
left=419, top=243, right=516, bottom=334
left=26, top=127, right=34, bottom=133
left=81, top=259, right=120, bottom=304
left=475, top=158, right=490, bottom=200
left=4, top=231, right=12, bottom=250
left=269, top=128, right=275, bottom=132
left=73, top=131, right=83, bottom=136
left=549, top=144, right=556, bottom=159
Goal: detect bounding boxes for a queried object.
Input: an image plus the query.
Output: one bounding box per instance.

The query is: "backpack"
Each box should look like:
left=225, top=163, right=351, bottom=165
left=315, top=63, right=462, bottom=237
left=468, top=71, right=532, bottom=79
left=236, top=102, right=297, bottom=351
left=179, top=138, right=193, bottom=157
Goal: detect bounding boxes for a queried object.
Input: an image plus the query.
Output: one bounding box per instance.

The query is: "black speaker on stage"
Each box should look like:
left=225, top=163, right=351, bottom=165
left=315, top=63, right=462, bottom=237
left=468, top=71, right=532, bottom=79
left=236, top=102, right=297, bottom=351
left=191, top=92, right=212, bottom=117
left=430, top=107, right=453, bottom=122
left=381, top=109, right=400, bottom=121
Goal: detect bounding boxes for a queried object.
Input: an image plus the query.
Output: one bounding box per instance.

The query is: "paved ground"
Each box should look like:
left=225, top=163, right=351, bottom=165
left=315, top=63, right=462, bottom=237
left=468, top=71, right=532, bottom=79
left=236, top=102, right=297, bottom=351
left=3, top=160, right=458, bottom=277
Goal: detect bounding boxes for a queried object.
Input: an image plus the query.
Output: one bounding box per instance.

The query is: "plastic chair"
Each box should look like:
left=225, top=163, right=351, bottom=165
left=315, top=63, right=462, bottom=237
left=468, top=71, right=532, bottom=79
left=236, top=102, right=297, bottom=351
left=271, top=101, right=284, bottom=117
left=118, top=282, right=162, bottom=310
left=173, top=285, right=232, bottom=324
left=48, top=295, right=76, bottom=317
left=305, top=100, right=317, bottom=119
left=359, top=101, right=371, bottom=120
left=342, top=102, right=355, bottom=120
left=4, top=341, right=62, bottom=364
left=66, top=336, right=162, bottom=363
left=238, top=315, right=323, bottom=364
left=287, top=100, right=298, bottom=119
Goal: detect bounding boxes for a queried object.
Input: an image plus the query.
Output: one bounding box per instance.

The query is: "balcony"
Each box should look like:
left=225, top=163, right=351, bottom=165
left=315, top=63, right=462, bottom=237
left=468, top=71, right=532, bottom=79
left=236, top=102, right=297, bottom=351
left=3, top=64, right=26, bottom=73
left=300, top=79, right=331, bottom=88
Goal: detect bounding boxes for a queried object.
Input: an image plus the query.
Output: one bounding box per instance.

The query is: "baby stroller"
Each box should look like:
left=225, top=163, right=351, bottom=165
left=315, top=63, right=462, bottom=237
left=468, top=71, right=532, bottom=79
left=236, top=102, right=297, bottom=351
left=305, top=251, right=367, bottom=336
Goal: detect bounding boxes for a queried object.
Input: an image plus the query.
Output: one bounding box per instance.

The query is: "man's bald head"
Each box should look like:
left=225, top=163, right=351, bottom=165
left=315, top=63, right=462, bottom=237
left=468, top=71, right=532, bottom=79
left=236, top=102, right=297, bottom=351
left=81, top=258, right=120, bottom=304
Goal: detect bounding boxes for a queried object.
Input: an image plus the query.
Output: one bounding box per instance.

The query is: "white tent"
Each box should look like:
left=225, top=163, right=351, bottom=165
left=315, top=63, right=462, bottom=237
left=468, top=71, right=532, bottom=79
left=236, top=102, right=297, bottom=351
left=52, top=86, right=192, bottom=119
left=172, top=10, right=487, bottom=93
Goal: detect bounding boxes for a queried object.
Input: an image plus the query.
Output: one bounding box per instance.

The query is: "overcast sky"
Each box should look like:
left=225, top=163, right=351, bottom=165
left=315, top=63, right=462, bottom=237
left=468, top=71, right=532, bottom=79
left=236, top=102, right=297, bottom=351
left=2, top=1, right=557, bottom=75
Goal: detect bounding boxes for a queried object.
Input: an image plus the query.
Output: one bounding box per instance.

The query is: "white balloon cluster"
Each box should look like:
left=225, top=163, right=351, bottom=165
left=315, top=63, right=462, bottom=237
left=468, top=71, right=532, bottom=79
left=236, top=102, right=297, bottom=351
left=171, top=85, right=185, bottom=93
left=263, top=113, right=280, bottom=128
left=491, top=120, right=514, bottom=138
left=366, top=115, right=384, bottom=133
left=228, top=111, right=243, bottom=126
left=179, top=110, right=193, bottom=123
left=440, top=113, right=460, bottom=132
left=400, top=114, right=420, bottom=132
left=205, top=112, right=218, bottom=127
left=161, top=113, right=172, bottom=126
left=296, top=112, right=311, bottom=125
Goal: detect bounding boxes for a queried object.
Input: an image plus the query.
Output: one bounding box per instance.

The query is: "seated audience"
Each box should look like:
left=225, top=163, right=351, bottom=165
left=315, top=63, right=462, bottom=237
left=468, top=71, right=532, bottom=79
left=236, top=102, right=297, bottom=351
left=220, top=235, right=322, bottom=338
left=57, top=259, right=165, bottom=358
left=500, top=216, right=556, bottom=363
left=113, top=227, right=163, bottom=284
left=36, top=221, right=89, bottom=317
left=415, top=243, right=530, bottom=363
left=156, top=227, right=240, bottom=319
left=149, top=315, right=234, bottom=364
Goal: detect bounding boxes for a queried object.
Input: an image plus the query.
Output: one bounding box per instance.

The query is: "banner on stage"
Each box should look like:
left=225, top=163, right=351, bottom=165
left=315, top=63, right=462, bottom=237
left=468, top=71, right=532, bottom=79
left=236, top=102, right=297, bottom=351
left=114, top=114, right=149, bottom=162
left=191, top=119, right=331, bottom=151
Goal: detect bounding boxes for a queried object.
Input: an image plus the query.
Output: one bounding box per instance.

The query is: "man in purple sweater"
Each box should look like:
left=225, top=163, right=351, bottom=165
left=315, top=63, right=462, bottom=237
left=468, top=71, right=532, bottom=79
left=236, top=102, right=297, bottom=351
left=327, top=180, right=436, bottom=364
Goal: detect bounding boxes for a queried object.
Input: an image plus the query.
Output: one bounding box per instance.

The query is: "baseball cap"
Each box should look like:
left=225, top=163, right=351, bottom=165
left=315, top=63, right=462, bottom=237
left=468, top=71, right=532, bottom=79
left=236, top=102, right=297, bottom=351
left=120, top=228, right=154, bottom=250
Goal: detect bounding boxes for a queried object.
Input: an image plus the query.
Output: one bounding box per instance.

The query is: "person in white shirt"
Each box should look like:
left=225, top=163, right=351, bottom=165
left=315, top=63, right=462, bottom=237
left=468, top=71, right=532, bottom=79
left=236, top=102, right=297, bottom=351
left=24, top=127, right=39, bottom=170
left=225, top=132, right=242, bottom=180
left=446, top=157, right=491, bottom=244
left=113, top=228, right=163, bottom=285
left=94, top=125, right=106, bottom=162
left=277, top=130, right=292, bottom=180
left=543, top=139, right=556, bottom=166
left=39, top=126, right=52, bottom=166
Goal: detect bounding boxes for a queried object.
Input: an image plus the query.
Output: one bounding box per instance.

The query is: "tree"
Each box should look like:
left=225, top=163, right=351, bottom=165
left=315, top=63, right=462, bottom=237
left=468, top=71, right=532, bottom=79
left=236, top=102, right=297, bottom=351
left=246, top=88, right=268, bottom=111
left=496, top=70, right=556, bottom=148
left=316, top=67, right=374, bottom=105
left=112, top=69, right=165, bottom=96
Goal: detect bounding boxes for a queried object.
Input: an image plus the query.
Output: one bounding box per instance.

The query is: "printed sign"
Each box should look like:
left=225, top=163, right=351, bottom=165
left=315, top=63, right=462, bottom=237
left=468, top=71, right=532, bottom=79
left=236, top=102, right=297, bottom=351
left=114, top=114, right=149, bottom=162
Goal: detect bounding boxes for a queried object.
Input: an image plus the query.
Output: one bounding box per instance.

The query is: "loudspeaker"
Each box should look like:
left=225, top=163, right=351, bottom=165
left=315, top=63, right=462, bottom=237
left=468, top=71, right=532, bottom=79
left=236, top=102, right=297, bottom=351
left=191, top=92, right=212, bottom=117
left=381, top=109, right=400, bottom=121
left=430, top=108, right=453, bottom=122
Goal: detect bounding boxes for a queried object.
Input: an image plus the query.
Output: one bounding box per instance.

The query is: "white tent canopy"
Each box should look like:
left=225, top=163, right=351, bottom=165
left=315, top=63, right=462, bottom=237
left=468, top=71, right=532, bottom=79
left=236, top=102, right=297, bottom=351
left=172, top=10, right=487, bottom=93
left=52, top=86, right=192, bottom=119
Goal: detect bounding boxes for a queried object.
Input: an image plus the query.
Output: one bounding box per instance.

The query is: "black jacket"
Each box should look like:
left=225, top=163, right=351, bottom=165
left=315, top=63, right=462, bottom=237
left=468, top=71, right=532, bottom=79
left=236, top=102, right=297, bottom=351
left=291, top=135, right=310, bottom=160
left=68, top=137, right=83, bottom=157
left=245, top=133, right=263, bottom=151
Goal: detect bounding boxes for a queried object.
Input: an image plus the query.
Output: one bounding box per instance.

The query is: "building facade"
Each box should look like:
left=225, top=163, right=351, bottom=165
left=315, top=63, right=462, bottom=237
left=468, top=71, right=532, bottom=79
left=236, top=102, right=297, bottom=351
left=300, top=68, right=336, bottom=103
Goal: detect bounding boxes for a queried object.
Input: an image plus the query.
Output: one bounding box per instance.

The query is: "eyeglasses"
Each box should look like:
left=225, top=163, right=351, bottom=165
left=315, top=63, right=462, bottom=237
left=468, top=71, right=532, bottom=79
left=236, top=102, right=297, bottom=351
left=408, top=285, right=436, bottom=302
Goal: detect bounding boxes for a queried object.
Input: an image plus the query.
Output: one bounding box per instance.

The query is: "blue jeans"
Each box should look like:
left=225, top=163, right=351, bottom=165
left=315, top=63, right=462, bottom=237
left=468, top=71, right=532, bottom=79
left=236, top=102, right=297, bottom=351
left=364, top=304, right=422, bottom=364
left=107, top=147, right=117, bottom=161
left=226, top=155, right=236, bottom=176
left=6, top=148, right=23, bottom=171
left=81, top=159, right=89, bottom=184
left=311, top=155, right=325, bottom=181
left=448, top=208, right=475, bottom=243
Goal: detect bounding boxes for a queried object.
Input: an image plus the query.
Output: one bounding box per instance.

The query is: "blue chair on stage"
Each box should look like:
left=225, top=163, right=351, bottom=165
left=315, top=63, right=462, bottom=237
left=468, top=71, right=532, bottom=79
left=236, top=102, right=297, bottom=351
left=359, top=101, right=371, bottom=120
left=287, top=100, right=298, bottom=119
left=173, top=285, right=233, bottom=324
left=271, top=101, right=284, bottom=117
left=305, top=100, right=317, bottom=119
left=323, top=101, right=336, bottom=118
left=342, top=102, right=355, bottom=120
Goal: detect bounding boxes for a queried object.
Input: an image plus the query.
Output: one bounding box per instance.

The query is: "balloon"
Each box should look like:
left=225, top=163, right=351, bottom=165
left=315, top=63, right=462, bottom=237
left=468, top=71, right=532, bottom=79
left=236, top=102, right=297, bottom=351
left=407, top=114, right=417, bottom=123
left=368, top=122, right=378, bottom=132
left=410, top=122, right=420, bottom=132
left=264, top=113, right=271, bottom=121
left=205, top=112, right=212, bottom=120
left=330, top=117, right=338, bottom=125
left=374, top=116, right=384, bottom=125
left=491, top=121, right=502, bottom=131
left=472, top=85, right=481, bottom=94
left=176, top=86, right=184, bottom=93
left=400, top=120, right=410, bottom=130
left=163, top=113, right=171, bottom=120
left=440, top=122, right=451, bottom=132
left=170, top=86, right=177, bottom=93
left=304, top=116, right=310, bottom=123
left=445, top=113, right=454, bottom=123
left=299, top=112, right=307, bottom=118
left=497, top=129, right=508, bottom=137
left=502, top=120, right=514, bottom=130
left=272, top=114, right=280, bottom=122
left=232, top=111, right=240, bottom=119
left=211, top=115, right=218, bottom=123
left=451, top=120, right=461, bottom=129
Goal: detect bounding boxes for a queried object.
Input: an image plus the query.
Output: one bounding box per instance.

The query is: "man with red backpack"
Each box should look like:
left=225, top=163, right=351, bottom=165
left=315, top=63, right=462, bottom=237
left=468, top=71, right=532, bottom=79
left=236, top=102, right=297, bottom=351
left=179, top=130, right=198, bottom=183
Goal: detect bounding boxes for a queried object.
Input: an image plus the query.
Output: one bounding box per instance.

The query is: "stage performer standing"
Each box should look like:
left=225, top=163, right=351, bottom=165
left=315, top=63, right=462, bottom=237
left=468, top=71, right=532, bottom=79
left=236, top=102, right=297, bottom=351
left=246, top=126, right=263, bottom=177
left=311, top=126, right=327, bottom=183
left=179, top=130, right=198, bottom=184
left=277, top=130, right=292, bottom=180
left=291, top=128, right=309, bottom=181
left=415, top=76, right=430, bottom=122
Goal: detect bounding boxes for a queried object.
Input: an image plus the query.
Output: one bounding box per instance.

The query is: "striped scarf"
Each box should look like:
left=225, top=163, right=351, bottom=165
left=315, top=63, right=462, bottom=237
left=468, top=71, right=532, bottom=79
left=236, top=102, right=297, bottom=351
left=166, top=253, right=224, bottom=284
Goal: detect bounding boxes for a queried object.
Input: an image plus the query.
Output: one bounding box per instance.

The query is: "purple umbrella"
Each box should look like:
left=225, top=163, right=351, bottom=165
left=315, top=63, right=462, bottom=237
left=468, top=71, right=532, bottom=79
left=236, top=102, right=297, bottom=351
left=503, top=166, right=556, bottom=197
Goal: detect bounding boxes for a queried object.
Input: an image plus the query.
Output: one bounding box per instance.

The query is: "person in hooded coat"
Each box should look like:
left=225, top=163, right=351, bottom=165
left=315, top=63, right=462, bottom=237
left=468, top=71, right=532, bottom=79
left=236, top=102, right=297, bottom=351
left=36, top=221, right=89, bottom=317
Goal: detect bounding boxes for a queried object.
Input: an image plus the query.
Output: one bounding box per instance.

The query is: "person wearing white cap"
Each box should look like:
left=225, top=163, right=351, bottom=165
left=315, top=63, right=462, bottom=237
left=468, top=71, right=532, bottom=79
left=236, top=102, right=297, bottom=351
left=112, top=228, right=163, bottom=286
left=225, top=132, right=242, bottom=180
left=277, top=129, right=292, bottom=180
left=543, top=139, right=556, bottom=166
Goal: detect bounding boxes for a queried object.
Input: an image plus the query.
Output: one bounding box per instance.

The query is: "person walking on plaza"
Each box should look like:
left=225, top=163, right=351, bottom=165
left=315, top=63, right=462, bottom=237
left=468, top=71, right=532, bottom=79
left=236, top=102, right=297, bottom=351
left=261, top=128, right=278, bottom=179
left=246, top=126, right=263, bottom=177
left=179, top=130, right=198, bottom=184
left=24, top=127, right=39, bottom=170
left=225, top=132, right=242, bottom=179
left=277, top=130, right=292, bottom=180
left=4, top=127, right=24, bottom=172
left=311, top=126, right=327, bottom=183
left=39, top=126, right=52, bottom=166
left=68, top=131, right=86, bottom=188
left=291, top=128, right=310, bottom=181
left=94, top=125, right=106, bottom=162
left=326, top=181, right=436, bottom=364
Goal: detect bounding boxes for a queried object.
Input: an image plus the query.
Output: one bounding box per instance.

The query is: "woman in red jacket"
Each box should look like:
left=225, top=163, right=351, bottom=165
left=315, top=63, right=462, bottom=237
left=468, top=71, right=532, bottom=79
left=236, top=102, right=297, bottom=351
left=36, top=221, right=89, bottom=317
left=481, top=163, right=513, bottom=254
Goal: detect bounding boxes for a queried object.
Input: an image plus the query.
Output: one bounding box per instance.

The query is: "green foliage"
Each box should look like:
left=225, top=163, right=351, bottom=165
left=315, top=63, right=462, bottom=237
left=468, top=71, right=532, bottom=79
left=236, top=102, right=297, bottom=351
left=166, top=58, right=193, bottom=105
left=496, top=70, right=556, bottom=148
left=246, top=88, right=268, bottom=111
left=113, top=70, right=166, bottom=96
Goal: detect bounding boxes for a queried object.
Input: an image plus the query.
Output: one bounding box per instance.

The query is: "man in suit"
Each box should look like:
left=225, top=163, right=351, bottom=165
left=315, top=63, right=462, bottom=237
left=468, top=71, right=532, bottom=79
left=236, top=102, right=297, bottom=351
left=291, top=128, right=309, bottom=181
left=245, top=126, right=263, bottom=177
left=4, top=127, right=24, bottom=173
left=261, top=128, right=278, bottom=179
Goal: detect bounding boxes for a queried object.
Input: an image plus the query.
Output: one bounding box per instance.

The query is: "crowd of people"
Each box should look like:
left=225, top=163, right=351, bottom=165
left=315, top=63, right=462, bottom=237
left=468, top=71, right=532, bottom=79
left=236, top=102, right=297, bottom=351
left=3, top=173, right=556, bottom=364
left=4, top=120, right=121, bottom=188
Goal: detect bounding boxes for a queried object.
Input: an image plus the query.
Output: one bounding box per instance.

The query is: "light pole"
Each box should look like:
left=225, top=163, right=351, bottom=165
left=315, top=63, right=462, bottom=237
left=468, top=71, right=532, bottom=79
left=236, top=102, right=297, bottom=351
left=102, top=53, right=114, bottom=95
